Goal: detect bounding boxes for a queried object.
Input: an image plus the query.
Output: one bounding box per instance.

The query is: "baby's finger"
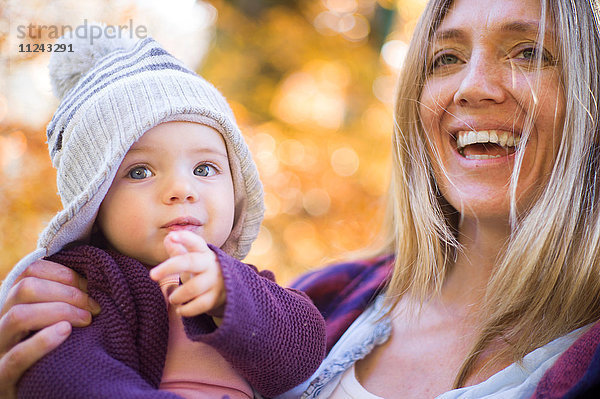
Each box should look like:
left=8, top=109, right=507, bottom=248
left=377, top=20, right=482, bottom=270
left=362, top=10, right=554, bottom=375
left=179, top=271, right=193, bottom=284
left=166, top=231, right=210, bottom=254
left=175, top=293, right=220, bottom=317
left=168, top=273, right=217, bottom=305
left=164, top=233, right=189, bottom=258
left=150, top=251, right=215, bottom=281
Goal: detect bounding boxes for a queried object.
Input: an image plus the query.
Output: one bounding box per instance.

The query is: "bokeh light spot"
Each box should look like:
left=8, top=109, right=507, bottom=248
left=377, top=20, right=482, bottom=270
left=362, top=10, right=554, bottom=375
left=263, top=192, right=282, bottom=219
left=278, top=139, right=307, bottom=167
left=303, top=188, right=331, bottom=216
left=331, top=146, right=359, bottom=176
left=271, top=62, right=349, bottom=130
left=251, top=225, right=273, bottom=256
left=324, top=0, right=358, bottom=14
left=342, top=14, right=370, bottom=41
left=372, top=74, right=397, bottom=104
left=313, top=11, right=339, bottom=36
left=0, top=131, right=28, bottom=174
left=283, top=220, right=325, bottom=265
left=381, top=39, right=409, bottom=71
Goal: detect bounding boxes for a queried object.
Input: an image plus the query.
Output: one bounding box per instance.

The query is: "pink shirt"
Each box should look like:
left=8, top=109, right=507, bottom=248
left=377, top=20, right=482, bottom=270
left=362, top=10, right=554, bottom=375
left=158, top=275, right=253, bottom=399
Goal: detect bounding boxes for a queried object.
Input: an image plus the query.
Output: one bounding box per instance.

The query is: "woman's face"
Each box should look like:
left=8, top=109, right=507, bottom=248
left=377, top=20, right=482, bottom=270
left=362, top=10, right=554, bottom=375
left=419, top=0, right=565, bottom=223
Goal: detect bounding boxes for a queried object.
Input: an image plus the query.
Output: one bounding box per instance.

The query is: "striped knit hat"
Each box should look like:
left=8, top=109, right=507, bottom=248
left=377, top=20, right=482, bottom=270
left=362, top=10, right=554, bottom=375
left=38, top=26, right=264, bottom=261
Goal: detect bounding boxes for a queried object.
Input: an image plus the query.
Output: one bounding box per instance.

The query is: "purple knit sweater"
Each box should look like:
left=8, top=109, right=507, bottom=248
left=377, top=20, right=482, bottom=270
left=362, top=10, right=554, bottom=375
left=17, top=245, right=326, bottom=399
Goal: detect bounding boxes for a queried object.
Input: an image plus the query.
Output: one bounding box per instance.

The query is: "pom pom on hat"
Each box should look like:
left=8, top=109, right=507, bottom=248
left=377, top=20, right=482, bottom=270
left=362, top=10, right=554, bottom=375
left=48, top=23, right=137, bottom=99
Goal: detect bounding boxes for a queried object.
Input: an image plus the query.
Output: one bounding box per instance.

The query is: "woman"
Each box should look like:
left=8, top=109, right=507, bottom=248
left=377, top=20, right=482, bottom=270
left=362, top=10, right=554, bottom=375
left=285, top=0, right=600, bottom=396
left=2, top=0, right=600, bottom=397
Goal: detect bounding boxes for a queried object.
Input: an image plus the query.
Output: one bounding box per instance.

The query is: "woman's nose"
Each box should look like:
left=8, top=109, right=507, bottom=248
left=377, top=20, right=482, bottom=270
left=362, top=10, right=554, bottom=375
left=162, top=176, right=198, bottom=204
left=453, top=53, right=506, bottom=107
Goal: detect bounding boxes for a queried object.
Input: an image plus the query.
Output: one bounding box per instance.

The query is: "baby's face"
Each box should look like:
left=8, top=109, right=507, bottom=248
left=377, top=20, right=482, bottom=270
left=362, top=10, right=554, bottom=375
left=96, top=121, right=235, bottom=266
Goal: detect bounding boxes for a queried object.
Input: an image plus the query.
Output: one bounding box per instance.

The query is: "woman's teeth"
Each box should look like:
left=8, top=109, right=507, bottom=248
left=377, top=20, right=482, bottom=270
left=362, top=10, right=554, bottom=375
left=456, top=130, right=521, bottom=159
left=464, top=154, right=502, bottom=160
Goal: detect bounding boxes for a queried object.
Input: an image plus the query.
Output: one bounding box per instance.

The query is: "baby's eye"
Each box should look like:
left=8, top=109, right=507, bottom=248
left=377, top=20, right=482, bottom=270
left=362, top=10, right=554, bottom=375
left=128, top=166, right=153, bottom=180
left=194, top=164, right=216, bottom=177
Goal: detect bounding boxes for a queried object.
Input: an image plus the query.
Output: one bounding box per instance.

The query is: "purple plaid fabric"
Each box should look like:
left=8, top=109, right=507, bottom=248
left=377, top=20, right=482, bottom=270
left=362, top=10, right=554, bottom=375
left=291, top=254, right=393, bottom=352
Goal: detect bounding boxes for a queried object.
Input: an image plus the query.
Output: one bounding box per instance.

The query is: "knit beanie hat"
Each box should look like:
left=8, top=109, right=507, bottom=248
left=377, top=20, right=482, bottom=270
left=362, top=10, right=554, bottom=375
left=38, top=26, right=264, bottom=261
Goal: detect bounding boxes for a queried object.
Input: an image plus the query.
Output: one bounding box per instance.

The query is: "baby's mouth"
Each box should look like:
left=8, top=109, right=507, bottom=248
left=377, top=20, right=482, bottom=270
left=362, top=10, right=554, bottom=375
left=456, top=130, right=521, bottom=160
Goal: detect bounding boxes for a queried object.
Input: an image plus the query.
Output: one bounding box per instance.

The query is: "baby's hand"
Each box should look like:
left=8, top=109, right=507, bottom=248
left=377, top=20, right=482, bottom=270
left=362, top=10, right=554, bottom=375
left=150, top=231, right=226, bottom=318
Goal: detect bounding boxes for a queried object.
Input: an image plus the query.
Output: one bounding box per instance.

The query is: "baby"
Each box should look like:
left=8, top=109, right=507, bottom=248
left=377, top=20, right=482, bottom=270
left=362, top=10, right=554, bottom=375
left=7, top=27, right=325, bottom=399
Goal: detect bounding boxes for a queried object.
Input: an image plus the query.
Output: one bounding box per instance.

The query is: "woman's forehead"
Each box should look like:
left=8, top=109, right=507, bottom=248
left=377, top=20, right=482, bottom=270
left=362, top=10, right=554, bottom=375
left=436, top=0, right=548, bottom=36
left=428, top=0, right=559, bottom=56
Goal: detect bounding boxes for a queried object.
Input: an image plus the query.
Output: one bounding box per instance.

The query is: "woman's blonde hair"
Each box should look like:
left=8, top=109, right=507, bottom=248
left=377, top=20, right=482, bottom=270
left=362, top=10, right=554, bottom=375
left=382, top=0, right=600, bottom=387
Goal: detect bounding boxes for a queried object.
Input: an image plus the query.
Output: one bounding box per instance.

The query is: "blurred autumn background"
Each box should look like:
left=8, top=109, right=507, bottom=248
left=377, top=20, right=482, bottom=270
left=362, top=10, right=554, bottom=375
left=1, top=0, right=425, bottom=284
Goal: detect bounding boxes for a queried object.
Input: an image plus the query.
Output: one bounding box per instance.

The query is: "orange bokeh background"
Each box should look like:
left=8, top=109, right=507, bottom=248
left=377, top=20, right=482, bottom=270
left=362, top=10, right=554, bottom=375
left=0, top=0, right=426, bottom=285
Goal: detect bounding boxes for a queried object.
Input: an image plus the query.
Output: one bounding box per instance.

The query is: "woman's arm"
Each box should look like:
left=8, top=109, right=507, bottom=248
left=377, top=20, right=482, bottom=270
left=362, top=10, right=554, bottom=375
left=0, top=259, right=100, bottom=399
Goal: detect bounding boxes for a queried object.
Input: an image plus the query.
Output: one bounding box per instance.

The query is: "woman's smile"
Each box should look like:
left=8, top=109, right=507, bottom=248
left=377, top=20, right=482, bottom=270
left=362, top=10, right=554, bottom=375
left=455, top=130, right=521, bottom=159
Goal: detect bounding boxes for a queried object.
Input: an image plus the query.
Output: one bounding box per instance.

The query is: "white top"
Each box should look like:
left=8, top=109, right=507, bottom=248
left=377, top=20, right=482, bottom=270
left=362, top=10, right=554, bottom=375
left=279, top=295, right=588, bottom=399
left=329, top=364, right=383, bottom=399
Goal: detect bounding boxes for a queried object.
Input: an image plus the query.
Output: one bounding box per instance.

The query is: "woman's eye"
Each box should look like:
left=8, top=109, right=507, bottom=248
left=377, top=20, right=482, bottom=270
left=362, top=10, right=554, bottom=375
left=519, top=48, right=537, bottom=59
left=514, top=46, right=552, bottom=64
left=128, top=166, right=153, bottom=180
left=194, top=164, right=216, bottom=177
left=432, top=53, right=460, bottom=69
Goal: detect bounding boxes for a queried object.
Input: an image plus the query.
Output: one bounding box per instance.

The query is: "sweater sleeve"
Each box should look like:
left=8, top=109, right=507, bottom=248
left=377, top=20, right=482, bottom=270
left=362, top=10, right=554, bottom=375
left=181, top=245, right=327, bottom=398
left=17, top=246, right=181, bottom=399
